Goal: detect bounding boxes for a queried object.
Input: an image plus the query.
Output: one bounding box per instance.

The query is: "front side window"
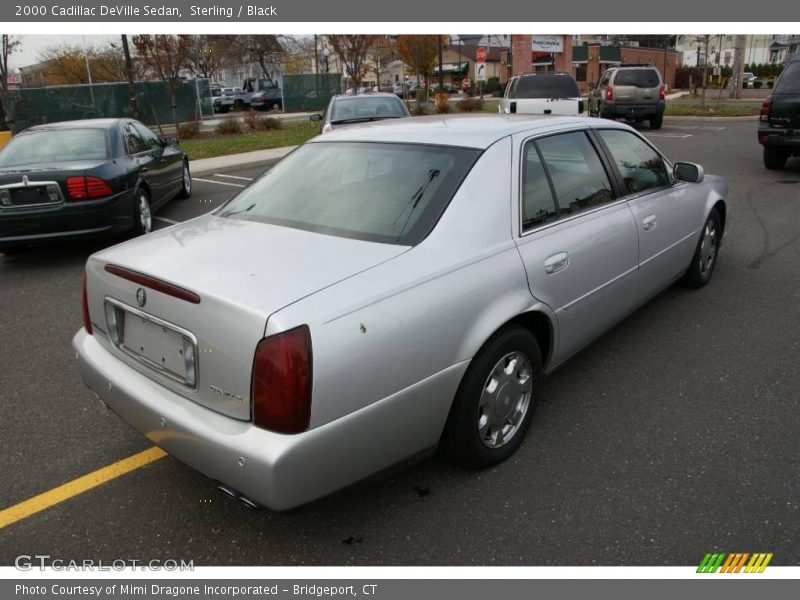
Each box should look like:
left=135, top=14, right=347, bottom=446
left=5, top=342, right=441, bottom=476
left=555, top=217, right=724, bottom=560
left=597, top=129, right=670, bottom=195
left=133, top=122, right=162, bottom=151
left=218, top=142, right=481, bottom=245
left=536, top=131, right=614, bottom=216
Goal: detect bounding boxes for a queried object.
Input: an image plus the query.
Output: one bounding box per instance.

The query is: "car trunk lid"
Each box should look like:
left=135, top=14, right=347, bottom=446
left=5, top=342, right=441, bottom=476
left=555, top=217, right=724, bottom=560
left=85, top=214, right=408, bottom=420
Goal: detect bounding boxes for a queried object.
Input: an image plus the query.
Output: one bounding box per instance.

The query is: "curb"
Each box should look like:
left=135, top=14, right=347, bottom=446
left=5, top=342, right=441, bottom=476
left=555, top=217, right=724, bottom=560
left=190, top=146, right=296, bottom=177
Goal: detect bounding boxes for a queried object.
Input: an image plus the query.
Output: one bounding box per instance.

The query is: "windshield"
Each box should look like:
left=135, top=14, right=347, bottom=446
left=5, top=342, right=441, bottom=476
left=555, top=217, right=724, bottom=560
left=0, top=128, right=108, bottom=167
left=218, top=142, right=481, bottom=245
left=330, top=97, right=409, bottom=123
left=613, top=69, right=660, bottom=88
left=516, top=74, right=581, bottom=99
left=775, top=63, right=800, bottom=94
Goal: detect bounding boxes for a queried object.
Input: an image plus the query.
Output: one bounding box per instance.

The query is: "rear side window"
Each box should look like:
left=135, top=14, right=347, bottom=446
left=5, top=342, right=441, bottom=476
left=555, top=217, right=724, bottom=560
left=219, top=142, right=481, bottom=246
left=613, top=69, right=660, bottom=88
left=521, top=143, right=559, bottom=230
left=597, top=129, right=670, bottom=194
left=123, top=123, right=148, bottom=154
left=775, top=62, right=800, bottom=94
left=517, top=75, right=581, bottom=99
left=536, top=132, right=614, bottom=216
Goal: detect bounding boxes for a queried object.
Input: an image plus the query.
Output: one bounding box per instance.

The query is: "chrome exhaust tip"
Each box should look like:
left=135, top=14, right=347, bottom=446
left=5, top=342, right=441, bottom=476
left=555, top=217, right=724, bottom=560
left=238, top=495, right=260, bottom=510
left=217, top=484, right=239, bottom=500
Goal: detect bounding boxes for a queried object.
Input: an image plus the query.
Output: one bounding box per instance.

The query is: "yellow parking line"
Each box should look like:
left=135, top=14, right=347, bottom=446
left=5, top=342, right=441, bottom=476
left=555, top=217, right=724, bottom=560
left=0, top=447, right=167, bottom=529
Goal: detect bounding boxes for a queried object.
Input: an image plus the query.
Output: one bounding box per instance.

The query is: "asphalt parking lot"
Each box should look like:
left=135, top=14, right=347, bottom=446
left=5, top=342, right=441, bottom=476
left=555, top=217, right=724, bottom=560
left=1, top=119, right=799, bottom=566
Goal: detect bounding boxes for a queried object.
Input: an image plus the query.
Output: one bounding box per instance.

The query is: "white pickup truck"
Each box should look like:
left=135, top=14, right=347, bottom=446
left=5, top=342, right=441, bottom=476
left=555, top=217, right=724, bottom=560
left=499, top=72, right=584, bottom=116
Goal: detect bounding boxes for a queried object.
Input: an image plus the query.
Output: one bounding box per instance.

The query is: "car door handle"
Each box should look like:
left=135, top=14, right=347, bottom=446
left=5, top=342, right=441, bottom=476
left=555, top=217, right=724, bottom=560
left=643, top=215, right=657, bottom=231
left=544, top=252, right=569, bottom=274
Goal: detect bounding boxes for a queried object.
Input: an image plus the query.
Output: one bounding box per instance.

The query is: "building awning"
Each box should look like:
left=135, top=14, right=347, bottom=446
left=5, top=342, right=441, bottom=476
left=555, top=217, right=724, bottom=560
left=533, top=55, right=554, bottom=65
left=433, top=62, right=469, bottom=74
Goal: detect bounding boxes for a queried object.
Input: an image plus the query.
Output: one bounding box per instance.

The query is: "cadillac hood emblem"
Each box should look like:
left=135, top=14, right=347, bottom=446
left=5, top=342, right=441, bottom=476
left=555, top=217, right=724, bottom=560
left=136, top=287, right=147, bottom=307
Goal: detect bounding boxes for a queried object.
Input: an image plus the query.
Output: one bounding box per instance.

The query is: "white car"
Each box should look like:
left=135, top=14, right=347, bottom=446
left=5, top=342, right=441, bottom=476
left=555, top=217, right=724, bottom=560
left=500, top=72, right=584, bottom=116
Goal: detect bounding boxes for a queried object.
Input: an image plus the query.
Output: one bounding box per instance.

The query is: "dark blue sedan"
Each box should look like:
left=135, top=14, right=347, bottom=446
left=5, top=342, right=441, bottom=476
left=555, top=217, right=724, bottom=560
left=0, top=118, right=191, bottom=253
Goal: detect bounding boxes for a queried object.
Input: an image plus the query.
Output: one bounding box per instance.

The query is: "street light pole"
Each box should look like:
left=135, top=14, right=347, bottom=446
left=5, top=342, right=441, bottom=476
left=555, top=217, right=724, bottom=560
left=81, top=35, right=95, bottom=107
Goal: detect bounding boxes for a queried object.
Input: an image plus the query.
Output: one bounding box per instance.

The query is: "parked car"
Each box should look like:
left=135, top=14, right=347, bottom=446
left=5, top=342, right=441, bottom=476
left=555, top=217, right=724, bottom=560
left=588, top=66, right=666, bottom=129
left=393, top=82, right=408, bottom=96
left=250, top=88, right=283, bottom=111
left=212, top=87, right=239, bottom=113
left=310, top=92, right=411, bottom=134
left=73, top=115, right=727, bottom=510
left=499, top=72, right=584, bottom=116
left=0, top=118, right=190, bottom=253
left=743, top=72, right=757, bottom=88
left=758, top=54, right=800, bottom=170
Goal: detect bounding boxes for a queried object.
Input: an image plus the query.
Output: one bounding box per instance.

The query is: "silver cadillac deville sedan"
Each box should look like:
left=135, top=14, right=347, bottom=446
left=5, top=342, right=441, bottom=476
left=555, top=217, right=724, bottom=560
left=73, top=115, right=728, bottom=510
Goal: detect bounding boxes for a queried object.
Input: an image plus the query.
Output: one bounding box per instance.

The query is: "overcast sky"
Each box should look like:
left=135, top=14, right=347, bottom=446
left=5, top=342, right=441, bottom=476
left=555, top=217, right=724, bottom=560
left=8, top=35, right=120, bottom=70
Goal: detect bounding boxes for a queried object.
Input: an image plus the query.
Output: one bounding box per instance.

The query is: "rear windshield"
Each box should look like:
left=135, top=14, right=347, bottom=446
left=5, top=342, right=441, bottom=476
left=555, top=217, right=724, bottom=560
left=517, top=74, right=581, bottom=99
left=0, top=128, right=108, bottom=167
left=613, top=69, right=661, bottom=88
left=218, top=142, right=481, bottom=245
left=331, top=97, right=409, bottom=123
left=775, top=63, right=800, bottom=94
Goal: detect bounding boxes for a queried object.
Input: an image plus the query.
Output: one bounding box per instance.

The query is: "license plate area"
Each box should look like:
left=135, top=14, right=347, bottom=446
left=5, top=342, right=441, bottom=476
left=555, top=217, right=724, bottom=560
left=104, top=297, right=197, bottom=388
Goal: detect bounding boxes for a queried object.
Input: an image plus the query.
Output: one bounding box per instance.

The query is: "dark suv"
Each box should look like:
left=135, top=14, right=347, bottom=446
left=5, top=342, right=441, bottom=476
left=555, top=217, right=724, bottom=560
left=758, top=54, right=800, bottom=170
left=588, top=66, right=666, bottom=129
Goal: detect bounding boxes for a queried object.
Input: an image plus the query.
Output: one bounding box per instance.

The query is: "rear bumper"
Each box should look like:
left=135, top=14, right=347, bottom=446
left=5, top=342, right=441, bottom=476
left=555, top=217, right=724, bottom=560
left=758, top=126, right=800, bottom=149
left=0, top=190, right=134, bottom=248
left=601, top=100, right=665, bottom=119
left=72, top=328, right=466, bottom=511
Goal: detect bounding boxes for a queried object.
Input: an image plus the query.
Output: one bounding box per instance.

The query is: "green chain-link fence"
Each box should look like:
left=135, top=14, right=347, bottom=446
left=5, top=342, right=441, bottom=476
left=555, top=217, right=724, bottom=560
left=281, top=73, right=342, bottom=112
left=8, top=79, right=213, bottom=133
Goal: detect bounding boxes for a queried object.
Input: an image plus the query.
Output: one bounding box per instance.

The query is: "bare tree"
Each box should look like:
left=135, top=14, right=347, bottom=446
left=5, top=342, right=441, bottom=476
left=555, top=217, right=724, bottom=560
left=397, top=35, right=440, bottom=89
left=222, top=35, right=284, bottom=81
left=185, top=35, right=236, bottom=80
left=327, top=35, right=377, bottom=91
left=132, top=35, right=191, bottom=139
left=0, top=35, right=21, bottom=130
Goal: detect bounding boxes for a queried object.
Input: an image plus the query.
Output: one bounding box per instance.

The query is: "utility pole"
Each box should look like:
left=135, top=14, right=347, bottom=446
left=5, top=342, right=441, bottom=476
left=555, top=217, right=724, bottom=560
left=701, top=34, right=709, bottom=108
left=121, top=35, right=139, bottom=118
left=438, top=35, right=444, bottom=89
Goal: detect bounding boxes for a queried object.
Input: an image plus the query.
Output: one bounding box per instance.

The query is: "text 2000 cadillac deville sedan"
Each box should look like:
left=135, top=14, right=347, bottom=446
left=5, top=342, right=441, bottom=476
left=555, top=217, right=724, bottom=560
left=73, top=115, right=728, bottom=510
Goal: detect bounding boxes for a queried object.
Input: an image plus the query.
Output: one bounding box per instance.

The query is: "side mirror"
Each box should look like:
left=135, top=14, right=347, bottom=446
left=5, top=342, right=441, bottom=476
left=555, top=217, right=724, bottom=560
left=673, top=161, right=705, bottom=183
left=309, top=113, right=322, bottom=122
left=160, top=137, right=178, bottom=147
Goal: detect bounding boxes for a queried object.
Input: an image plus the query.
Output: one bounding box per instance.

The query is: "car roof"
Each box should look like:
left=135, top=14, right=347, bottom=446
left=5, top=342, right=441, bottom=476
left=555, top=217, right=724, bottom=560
left=333, top=92, right=401, bottom=100
left=24, top=118, right=127, bottom=132
left=310, top=114, right=612, bottom=149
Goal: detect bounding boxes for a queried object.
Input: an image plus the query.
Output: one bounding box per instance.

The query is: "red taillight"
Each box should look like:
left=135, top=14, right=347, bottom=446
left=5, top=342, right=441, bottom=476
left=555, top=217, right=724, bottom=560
left=81, top=272, right=93, bottom=335
left=659, top=85, right=665, bottom=100
left=66, top=176, right=113, bottom=200
left=252, top=325, right=312, bottom=434
left=760, top=98, right=772, bottom=122
left=605, top=85, right=613, bottom=101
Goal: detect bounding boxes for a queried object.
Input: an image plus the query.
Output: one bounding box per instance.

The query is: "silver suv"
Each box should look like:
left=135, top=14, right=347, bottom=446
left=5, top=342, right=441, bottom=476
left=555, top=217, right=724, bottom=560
left=588, top=66, right=665, bottom=129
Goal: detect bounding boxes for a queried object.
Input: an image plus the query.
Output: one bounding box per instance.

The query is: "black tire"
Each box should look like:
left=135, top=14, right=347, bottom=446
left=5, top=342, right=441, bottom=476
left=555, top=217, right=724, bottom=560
left=682, top=208, right=721, bottom=288
left=176, top=160, right=192, bottom=199
left=132, top=188, right=153, bottom=236
left=763, top=146, right=788, bottom=170
left=649, top=113, right=664, bottom=129
left=443, top=325, right=543, bottom=469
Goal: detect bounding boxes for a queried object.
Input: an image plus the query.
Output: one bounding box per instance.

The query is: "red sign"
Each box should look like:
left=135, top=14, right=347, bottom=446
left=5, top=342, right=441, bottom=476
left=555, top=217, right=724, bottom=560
left=476, top=46, right=487, bottom=63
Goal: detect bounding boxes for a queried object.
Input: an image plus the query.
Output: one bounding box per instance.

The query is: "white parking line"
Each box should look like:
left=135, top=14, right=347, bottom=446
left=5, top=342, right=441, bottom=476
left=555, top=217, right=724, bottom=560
left=192, top=177, right=246, bottom=188
left=154, top=216, right=180, bottom=225
left=665, top=125, right=726, bottom=131
left=214, top=174, right=254, bottom=181
left=644, top=133, right=693, bottom=138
